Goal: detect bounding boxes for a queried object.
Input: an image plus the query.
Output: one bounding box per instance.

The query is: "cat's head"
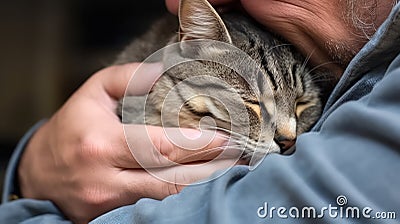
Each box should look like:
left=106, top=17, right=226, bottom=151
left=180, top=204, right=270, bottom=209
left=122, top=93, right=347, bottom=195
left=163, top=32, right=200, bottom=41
left=154, top=0, right=325, bottom=158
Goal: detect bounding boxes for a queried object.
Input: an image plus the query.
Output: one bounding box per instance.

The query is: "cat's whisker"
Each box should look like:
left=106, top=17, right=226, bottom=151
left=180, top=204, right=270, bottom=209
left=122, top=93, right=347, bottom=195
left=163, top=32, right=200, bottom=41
left=211, top=145, right=243, bottom=150
left=214, top=137, right=245, bottom=147
left=177, top=148, right=227, bottom=161
left=205, top=126, right=244, bottom=137
left=308, top=74, right=338, bottom=86
left=306, top=61, right=339, bottom=74
left=208, top=131, right=243, bottom=140
left=225, top=143, right=246, bottom=149
left=309, top=77, right=337, bottom=83
left=266, top=43, right=293, bottom=54
left=200, top=132, right=231, bottom=140
left=300, top=48, right=316, bottom=72
left=176, top=145, right=247, bottom=163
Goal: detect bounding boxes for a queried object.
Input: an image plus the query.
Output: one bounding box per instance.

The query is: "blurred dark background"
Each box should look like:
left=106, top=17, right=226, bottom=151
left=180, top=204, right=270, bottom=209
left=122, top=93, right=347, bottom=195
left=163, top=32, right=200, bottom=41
left=0, top=0, right=167, bottom=200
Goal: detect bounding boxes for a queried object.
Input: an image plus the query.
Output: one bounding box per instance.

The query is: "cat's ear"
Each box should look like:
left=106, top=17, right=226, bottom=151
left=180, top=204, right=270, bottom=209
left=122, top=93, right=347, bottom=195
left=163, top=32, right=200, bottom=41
left=178, top=0, right=232, bottom=43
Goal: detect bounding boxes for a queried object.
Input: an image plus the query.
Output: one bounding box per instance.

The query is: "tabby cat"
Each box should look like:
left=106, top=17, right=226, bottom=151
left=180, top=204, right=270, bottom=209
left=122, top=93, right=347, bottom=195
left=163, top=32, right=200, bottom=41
left=116, top=0, right=332, bottom=161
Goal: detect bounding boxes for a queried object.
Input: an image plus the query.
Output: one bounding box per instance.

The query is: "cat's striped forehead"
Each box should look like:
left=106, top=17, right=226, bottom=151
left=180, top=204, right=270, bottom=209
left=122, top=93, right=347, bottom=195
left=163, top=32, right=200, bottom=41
left=222, top=13, right=314, bottom=93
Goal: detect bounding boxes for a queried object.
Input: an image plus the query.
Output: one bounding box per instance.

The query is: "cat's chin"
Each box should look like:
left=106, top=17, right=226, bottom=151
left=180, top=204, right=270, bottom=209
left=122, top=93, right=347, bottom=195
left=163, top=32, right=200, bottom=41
left=241, top=141, right=281, bottom=162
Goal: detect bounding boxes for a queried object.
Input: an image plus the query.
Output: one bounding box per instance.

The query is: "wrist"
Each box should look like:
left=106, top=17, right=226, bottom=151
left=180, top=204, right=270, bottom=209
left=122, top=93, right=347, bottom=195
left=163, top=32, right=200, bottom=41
left=2, top=120, right=47, bottom=203
left=18, top=121, right=50, bottom=199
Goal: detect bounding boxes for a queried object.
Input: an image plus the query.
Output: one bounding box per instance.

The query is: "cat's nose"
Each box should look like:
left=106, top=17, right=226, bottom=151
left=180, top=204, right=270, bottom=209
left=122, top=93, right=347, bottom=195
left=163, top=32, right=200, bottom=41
left=274, top=136, right=296, bottom=155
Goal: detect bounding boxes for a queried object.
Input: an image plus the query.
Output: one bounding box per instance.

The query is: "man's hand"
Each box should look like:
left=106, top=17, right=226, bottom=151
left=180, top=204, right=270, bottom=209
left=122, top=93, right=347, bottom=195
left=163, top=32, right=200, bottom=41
left=18, top=63, right=238, bottom=223
left=165, top=0, right=346, bottom=75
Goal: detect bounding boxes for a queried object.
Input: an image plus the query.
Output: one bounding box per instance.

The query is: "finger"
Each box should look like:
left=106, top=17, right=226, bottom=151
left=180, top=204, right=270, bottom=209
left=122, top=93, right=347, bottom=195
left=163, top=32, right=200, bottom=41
left=119, top=159, right=238, bottom=200
left=94, top=62, right=163, bottom=99
left=165, top=0, right=238, bottom=15
left=119, top=125, right=242, bottom=168
left=155, top=127, right=243, bottom=163
left=149, top=159, right=238, bottom=186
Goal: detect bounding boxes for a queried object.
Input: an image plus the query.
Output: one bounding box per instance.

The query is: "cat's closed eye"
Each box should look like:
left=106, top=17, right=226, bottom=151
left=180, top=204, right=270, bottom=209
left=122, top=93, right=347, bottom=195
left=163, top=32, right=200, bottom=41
left=245, top=102, right=261, bottom=118
left=295, top=99, right=315, bottom=118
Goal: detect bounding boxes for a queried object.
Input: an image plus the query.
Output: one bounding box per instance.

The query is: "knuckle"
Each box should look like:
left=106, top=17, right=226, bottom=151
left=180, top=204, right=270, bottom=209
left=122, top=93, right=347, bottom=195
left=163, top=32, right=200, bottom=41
left=157, top=170, right=186, bottom=197
left=78, top=135, right=104, bottom=160
left=169, top=171, right=186, bottom=195
left=163, top=182, right=181, bottom=196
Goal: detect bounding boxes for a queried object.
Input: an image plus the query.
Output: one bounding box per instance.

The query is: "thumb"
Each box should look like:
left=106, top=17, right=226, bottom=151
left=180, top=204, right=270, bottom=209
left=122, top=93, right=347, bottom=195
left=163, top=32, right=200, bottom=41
left=94, top=62, right=163, bottom=100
